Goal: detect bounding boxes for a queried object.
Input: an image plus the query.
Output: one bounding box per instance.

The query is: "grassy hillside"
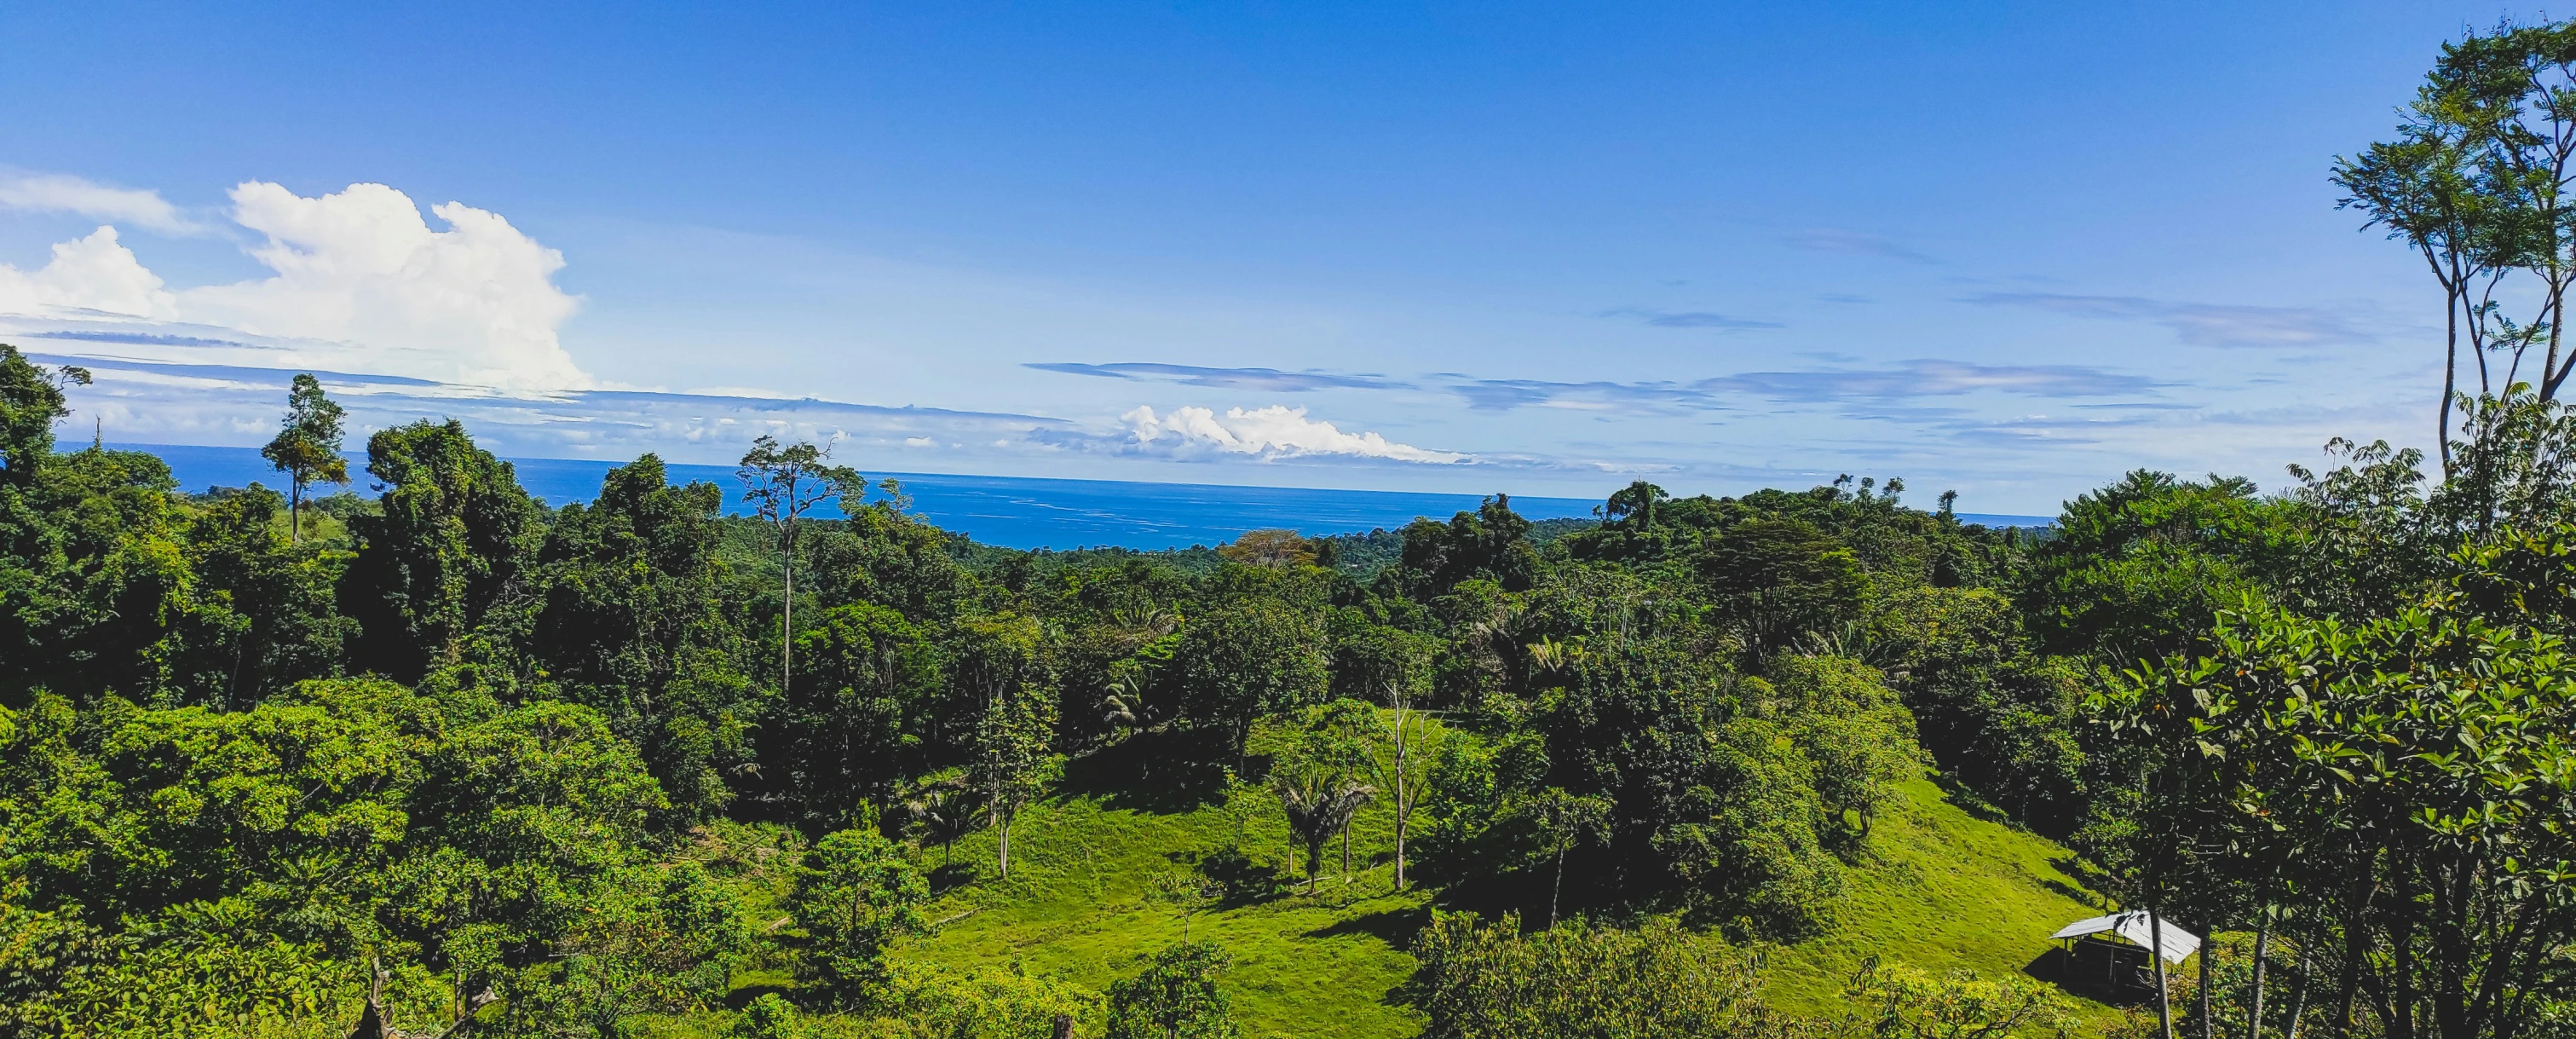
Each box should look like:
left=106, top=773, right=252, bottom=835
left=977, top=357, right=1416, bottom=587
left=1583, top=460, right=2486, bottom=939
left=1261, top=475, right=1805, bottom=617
left=1760, top=779, right=2112, bottom=1015
left=891, top=736, right=2118, bottom=1037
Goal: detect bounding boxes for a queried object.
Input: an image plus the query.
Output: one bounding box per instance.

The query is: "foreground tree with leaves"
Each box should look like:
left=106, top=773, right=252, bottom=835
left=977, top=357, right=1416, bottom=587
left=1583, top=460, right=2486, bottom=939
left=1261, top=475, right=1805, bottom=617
left=2105, top=528, right=2576, bottom=1039
left=1408, top=912, right=1768, bottom=1039
left=787, top=828, right=932, bottom=1013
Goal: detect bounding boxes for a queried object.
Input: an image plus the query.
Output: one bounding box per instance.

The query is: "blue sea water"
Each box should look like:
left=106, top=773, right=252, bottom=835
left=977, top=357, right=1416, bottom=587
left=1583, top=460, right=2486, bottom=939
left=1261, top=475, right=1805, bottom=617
left=121, top=443, right=2052, bottom=551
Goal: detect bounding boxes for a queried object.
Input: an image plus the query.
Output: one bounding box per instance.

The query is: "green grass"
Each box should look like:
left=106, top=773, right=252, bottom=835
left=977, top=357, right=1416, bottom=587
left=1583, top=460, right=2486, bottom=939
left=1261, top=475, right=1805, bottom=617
left=897, top=732, right=1432, bottom=1039
left=892, top=735, right=2123, bottom=1036
left=1761, top=778, right=2114, bottom=1019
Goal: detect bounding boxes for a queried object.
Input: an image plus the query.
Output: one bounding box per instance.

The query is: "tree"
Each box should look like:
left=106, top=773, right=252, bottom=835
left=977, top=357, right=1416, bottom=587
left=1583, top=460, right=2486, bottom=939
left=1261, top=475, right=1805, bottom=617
left=1271, top=701, right=1375, bottom=891
left=182, top=487, right=353, bottom=707
left=1524, top=788, right=1609, bottom=927
left=738, top=436, right=862, bottom=696
left=1175, top=601, right=1328, bottom=763
left=2335, top=19, right=2576, bottom=473
left=1408, top=913, right=1766, bottom=1039
left=2102, top=530, right=2576, bottom=1039
left=971, top=690, right=1061, bottom=881
left=955, top=612, right=1061, bottom=880
left=259, top=373, right=349, bottom=544
left=1840, top=958, right=2074, bottom=1039
left=728, top=994, right=809, bottom=1039
left=1371, top=689, right=1441, bottom=893
left=1105, top=943, right=1240, bottom=1039
left=1601, top=480, right=1669, bottom=531
left=777, top=603, right=940, bottom=832
left=787, top=828, right=931, bottom=1012
left=535, top=453, right=750, bottom=819
left=1339, top=625, right=1443, bottom=890
left=0, top=343, right=86, bottom=488
left=1218, top=528, right=1314, bottom=568
left=1697, top=517, right=1864, bottom=661
left=339, top=419, right=542, bottom=682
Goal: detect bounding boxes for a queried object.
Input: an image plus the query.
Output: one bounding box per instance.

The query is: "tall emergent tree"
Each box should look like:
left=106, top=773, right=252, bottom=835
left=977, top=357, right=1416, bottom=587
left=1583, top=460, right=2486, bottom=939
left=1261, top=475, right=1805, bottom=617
left=2336, top=18, right=2576, bottom=473
left=259, top=373, right=349, bottom=543
left=737, top=435, right=861, bottom=694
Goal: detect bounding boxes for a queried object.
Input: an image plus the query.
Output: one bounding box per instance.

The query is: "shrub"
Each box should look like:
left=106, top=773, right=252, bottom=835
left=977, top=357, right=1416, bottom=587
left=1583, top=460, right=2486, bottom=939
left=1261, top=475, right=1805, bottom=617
left=1104, top=944, right=1239, bottom=1039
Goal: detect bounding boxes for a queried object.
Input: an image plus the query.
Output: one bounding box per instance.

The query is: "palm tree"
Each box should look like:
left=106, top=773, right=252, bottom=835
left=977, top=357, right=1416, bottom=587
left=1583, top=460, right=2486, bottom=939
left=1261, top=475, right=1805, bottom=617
left=1276, top=777, right=1374, bottom=892
left=899, top=777, right=977, bottom=867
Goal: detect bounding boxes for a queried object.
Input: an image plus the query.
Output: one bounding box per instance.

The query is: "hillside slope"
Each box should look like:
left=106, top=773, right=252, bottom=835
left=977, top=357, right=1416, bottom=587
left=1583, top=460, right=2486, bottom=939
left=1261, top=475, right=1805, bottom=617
left=898, top=748, right=2112, bottom=1037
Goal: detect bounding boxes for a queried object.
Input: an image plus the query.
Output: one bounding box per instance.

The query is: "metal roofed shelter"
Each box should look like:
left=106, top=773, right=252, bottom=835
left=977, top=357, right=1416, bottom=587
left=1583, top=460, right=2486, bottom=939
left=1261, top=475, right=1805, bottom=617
left=2048, top=911, right=2199, bottom=997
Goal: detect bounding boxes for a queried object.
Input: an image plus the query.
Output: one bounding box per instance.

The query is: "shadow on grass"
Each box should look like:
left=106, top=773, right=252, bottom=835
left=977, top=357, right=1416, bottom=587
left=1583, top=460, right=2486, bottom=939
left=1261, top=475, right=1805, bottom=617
left=1926, top=771, right=2015, bottom=825
left=1058, top=728, right=1233, bottom=814
left=2024, top=947, right=2154, bottom=1008
left=2043, top=856, right=2108, bottom=907
left=1306, top=904, right=1433, bottom=947
left=928, top=861, right=980, bottom=895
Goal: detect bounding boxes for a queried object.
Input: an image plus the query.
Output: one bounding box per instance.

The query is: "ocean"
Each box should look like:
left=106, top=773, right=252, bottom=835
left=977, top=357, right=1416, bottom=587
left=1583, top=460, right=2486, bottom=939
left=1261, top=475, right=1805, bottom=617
left=120, top=442, right=2051, bottom=551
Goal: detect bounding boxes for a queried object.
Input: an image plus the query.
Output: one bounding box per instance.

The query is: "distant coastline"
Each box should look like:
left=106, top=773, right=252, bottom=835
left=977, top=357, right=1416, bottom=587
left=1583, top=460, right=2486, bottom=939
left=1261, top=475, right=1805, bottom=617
left=121, top=442, right=2054, bottom=551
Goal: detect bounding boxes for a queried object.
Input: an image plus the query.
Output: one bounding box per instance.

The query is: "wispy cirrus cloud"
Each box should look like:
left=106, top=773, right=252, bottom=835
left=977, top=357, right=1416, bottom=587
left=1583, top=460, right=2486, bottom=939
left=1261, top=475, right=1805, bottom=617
left=1442, top=359, right=2157, bottom=413
left=1024, top=361, right=1409, bottom=392
left=1599, top=307, right=1784, bottom=331
left=32, top=352, right=1075, bottom=465
left=0, top=170, right=205, bottom=234
left=1707, top=358, right=2158, bottom=402
left=1784, top=228, right=1939, bottom=264
left=1447, top=378, right=1725, bottom=413
left=1962, top=291, right=2381, bottom=349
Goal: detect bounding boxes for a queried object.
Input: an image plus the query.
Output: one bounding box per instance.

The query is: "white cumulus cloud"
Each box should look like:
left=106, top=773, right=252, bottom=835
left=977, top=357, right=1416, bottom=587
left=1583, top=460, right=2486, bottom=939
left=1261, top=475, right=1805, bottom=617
left=0, top=179, right=591, bottom=391
left=1121, top=404, right=1467, bottom=463
left=0, top=227, right=176, bottom=319
left=181, top=182, right=589, bottom=390
left=0, top=171, right=201, bottom=234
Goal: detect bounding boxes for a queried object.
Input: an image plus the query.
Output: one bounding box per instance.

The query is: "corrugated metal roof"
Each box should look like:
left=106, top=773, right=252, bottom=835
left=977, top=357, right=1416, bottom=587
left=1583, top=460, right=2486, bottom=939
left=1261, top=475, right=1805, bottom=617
left=2050, top=910, right=2200, bottom=964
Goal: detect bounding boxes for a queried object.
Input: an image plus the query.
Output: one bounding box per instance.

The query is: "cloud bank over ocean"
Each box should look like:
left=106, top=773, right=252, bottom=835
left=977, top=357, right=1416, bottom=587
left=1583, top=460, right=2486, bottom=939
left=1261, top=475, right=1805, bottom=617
left=0, top=176, right=1479, bottom=478
left=0, top=168, right=2423, bottom=510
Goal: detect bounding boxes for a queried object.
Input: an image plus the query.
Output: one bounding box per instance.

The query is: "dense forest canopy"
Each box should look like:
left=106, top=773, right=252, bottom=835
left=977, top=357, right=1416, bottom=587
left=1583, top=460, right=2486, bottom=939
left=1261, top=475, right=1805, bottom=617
left=20, top=19, right=2576, bottom=1039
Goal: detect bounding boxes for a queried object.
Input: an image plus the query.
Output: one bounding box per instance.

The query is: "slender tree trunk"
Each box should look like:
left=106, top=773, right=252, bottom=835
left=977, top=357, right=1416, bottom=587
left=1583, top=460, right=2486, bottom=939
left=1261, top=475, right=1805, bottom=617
left=2545, top=276, right=2569, bottom=403
left=2335, top=924, right=2362, bottom=1039
left=996, top=803, right=1011, bottom=880
left=1391, top=707, right=1410, bottom=891
left=1393, top=802, right=1408, bottom=890
left=2392, top=863, right=2415, bottom=1039
left=289, top=480, right=302, bottom=545
left=2156, top=909, right=2176, bottom=1039
left=2286, top=945, right=2313, bottom=1039
left=1340, top=821, right=1352, bottom=883
left=781, top=527, right=794, bottom=695
left=2444, top=277, right=2460, bottom=478
left=2250, top=910, right=2273, bottom=1039
left=1550, top=846, right=1567, bottom=928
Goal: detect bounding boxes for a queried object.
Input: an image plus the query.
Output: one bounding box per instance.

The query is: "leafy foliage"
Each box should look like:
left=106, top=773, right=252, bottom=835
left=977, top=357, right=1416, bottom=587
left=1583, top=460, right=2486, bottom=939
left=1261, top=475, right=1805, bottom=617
left=1104, top=943, right=1239, bottom=1039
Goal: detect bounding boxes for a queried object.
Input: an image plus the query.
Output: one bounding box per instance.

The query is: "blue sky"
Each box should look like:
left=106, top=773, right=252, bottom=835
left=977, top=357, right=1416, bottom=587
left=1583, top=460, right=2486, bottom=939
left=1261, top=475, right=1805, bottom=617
left=0, top=2, right=2526, bottom=512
